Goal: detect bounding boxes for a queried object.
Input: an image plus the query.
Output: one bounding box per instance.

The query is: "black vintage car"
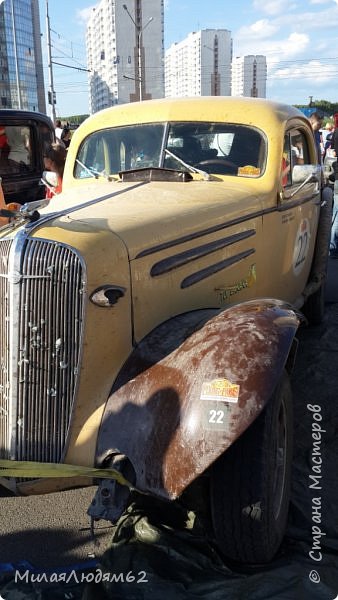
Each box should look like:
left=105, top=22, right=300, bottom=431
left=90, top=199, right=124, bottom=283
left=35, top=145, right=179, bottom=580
left=0, top=109, right=54, bottom=204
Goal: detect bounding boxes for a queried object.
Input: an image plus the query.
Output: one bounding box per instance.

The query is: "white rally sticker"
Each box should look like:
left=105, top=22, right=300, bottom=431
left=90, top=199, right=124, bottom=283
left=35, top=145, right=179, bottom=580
left=200, top=378, right=240, bottom=403
left=293, top=218, right=310, bottom=276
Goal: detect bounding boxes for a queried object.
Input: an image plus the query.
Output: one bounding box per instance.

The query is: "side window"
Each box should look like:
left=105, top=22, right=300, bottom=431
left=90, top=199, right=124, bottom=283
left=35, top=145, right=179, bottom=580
left=282, top=129, right=311, bottom=187
left=290, top=130, right=310, bottom=169
left=0, top=125, right=33, bottom=174
left=282, top=134, right=291, bottom=187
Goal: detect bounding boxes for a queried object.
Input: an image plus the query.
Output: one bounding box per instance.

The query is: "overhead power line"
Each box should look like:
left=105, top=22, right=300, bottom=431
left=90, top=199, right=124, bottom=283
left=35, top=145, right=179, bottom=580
left=51, top=42, right=88, bottom=70
left=52, top=61, right=90, bottom=73
left=50, top=28, right=87, bottom=51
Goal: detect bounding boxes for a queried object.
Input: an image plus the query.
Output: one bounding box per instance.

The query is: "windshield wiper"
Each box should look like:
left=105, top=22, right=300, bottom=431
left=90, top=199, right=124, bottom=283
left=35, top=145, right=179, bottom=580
left=75, top=159, right=114, bottom=181
left=164, top=149, right=210, bottom=180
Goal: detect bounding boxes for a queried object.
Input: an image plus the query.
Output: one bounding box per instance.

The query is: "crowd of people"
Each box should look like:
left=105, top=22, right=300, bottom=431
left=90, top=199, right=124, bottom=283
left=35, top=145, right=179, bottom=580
left=308, top=111, right=338, bottom=258
left=309, top=111, right=338, bottom=166
left=54, top=119, right=72, bottom=149
left=42, top=119, right=72, bottom=200
left=0, top=117, right=70, bottom=222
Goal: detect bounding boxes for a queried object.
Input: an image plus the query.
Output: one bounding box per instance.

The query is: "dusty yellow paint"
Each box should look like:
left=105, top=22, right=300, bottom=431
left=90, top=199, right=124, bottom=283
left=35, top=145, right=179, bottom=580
left=0, top=97, right=320, bottom=494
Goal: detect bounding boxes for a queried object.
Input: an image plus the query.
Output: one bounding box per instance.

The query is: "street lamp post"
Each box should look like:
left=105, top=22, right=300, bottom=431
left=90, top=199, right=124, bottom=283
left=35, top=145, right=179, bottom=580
left=122, top=4, right=153, bottom=101
left=46, top=0, right=56, bottom=122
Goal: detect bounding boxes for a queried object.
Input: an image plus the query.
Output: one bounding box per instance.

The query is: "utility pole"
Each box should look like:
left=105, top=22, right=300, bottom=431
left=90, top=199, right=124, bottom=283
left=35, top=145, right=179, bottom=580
left=46, top=0, right=56, bottom=122
left=123, top=4, right=153, bottom=101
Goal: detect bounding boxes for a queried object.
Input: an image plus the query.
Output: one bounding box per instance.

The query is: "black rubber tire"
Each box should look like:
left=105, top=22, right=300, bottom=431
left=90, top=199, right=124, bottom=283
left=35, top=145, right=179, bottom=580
left=210, top=370, right=293, bottom=565
left=302, top=282, right=325, bottom=326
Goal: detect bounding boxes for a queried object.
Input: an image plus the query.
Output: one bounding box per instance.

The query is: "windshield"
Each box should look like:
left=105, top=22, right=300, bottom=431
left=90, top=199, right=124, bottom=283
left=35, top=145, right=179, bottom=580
left=74, top=122, right=266, bottom=179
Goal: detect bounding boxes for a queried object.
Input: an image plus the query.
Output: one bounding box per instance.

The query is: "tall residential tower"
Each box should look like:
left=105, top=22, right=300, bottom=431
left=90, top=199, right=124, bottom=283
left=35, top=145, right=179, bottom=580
left=0, top=0, right=45, bottom=112
left=86, top=0, right=164, bottom=113
left=231, top=55, right=267, bottom=98
left=165, top=30, right=233, bottom=98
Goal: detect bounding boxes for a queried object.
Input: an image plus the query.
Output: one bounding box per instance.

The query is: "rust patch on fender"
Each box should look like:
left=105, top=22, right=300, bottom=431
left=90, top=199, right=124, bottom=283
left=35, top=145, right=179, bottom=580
left=96, top=300, right=299, bottom=500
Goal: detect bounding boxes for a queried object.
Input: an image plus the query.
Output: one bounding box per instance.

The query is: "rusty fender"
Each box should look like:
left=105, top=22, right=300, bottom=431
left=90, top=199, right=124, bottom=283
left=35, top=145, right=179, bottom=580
left=96, top=299, right=300, bottom=501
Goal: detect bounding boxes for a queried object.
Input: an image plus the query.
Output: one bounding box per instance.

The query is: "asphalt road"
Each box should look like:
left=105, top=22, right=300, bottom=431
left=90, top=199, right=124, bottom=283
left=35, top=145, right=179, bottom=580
left=0, top=258, right=337, bottom=571
left=0, top=484, right=113, bottom=569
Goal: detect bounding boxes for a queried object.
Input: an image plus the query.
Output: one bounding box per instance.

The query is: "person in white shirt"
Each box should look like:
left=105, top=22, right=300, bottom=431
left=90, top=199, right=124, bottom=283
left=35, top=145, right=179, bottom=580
left=54, top=119, right=63, bottom=141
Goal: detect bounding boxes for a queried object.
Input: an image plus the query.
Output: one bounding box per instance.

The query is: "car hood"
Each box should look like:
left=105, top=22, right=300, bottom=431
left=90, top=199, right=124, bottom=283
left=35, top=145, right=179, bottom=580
left=37, top=176, right=266, bottom=260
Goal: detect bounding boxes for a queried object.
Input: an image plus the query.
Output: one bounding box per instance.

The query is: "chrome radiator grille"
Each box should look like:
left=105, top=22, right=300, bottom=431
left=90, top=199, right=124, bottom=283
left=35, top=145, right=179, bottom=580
left=0, top=240, right=12, bottom=459
left=0, top=237, right=85, bottom=463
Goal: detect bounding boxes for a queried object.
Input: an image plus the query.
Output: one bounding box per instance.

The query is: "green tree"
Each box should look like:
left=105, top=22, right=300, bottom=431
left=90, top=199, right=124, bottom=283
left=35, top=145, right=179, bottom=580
left=60, top=114, right=89, bottom=127
left=295, top=100, right=338, bottom=115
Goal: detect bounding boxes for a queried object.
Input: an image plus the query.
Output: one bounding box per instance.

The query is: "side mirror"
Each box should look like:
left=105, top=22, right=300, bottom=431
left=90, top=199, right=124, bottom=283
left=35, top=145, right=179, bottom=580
left=40, top=170, right=58, bottom=190
left=291, top=164, right=321, bottom=184
left=287, top=164, right=321, bottom=199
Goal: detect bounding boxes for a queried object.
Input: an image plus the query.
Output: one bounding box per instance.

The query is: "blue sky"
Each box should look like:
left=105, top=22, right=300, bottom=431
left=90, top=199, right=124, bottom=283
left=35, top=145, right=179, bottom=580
left=40, top=0, right=338, bottom=117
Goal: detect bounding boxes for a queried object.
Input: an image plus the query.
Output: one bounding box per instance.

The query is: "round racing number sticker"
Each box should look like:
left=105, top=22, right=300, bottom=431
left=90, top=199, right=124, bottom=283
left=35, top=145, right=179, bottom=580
left=293, top=218, right=310, bottom=275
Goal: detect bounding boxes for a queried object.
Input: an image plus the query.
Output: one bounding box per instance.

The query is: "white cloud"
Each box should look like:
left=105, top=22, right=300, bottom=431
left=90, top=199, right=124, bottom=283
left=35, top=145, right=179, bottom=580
left=272, top=60, right=333, bottom=85
left=274, top=32, right=310, bottom=59
left=76, top=6, right=96, bottom=25
left=268, top=4, right=338, bottom=32
left=235, top=2, right=338, bottom=63
left=252, top=0, right=296, bottom=15
left=237, top=19, right=279, bottom=41
left=236, top=27, right=309, bottom=64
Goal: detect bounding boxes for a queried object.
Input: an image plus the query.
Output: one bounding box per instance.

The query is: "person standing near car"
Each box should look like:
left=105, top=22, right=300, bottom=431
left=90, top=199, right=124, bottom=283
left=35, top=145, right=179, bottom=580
left=61, top=126, right=71, bottom=150
left=332, top=113, right=338, bottom=175
left=309, top=111, right=336, bottom=257
left=54, top=119, right=63, bottom=142
left=329, top=114, right=338, bottom=257
left=323, top=129, right=334, bottom=161
left=43, top=142, right=67, bottom=199
left=309, top=111, right=324, bottom=163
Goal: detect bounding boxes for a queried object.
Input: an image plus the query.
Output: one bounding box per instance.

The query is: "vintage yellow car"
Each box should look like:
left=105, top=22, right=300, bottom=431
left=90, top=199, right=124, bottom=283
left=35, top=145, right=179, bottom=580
left=0, top=97, right=331, bottom=564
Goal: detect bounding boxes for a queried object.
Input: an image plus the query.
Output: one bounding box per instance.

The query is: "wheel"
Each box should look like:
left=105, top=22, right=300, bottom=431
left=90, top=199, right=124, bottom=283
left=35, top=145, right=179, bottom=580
left=302, top=282, right=325, bottom=326
left=301, top=186, right=331, bottom=326
left=194, top=158, right=238, bottom=174
left=210, top=370, right=293, bottom=564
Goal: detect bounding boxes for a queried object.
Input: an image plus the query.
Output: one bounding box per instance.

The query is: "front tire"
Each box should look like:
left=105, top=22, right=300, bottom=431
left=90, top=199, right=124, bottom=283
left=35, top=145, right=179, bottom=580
left=210, top=370, right=293, bottom=564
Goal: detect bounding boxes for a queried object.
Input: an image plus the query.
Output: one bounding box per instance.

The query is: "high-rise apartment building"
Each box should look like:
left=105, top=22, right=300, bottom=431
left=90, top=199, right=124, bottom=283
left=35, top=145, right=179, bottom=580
left=86, top=0, right=164, bottom=113
left=0, top=0, right=45, bottom=112
left=165, top=29, right=232, bottom=98
left=231, top=55, right=267, bottom=98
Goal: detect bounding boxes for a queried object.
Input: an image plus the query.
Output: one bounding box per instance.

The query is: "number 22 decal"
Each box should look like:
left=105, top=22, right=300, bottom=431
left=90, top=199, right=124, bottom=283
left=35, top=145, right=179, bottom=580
left=293, top=218, right=310, bottom=275
left=295, top=230, right=308, bottom=268
left=209, top=409, right=224, bottom=424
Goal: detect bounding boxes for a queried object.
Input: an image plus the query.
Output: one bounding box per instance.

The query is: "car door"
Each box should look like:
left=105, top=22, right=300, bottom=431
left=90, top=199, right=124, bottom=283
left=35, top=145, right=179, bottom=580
left=262, top=125, right=321, bottom=304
